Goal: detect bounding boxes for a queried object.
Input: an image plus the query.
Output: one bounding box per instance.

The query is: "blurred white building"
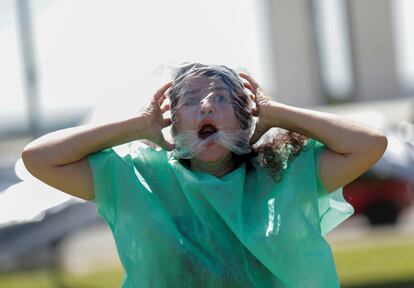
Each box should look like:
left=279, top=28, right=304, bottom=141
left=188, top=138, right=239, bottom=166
left=1, top=0, right=414, bottom=139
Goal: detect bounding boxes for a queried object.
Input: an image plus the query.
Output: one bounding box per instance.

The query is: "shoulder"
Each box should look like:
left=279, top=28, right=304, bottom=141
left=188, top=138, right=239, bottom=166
left=87, top=141, right=171, bottom=177
left=250, top=138, right=322, bottom=182
left=283, top=138, right=325, bottom=178
left=115, top=141, right=169, bottom=165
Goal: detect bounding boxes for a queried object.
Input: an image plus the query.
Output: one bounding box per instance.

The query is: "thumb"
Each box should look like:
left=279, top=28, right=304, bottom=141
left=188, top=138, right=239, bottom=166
left=159, top=138, right=175, bottom=151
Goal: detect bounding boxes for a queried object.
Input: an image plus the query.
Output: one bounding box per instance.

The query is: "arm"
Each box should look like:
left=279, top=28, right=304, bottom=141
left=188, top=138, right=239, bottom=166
left=21, top=82, right=173, bottom=200
left=240, top=73, right=388, bottom=193
left=262, top=102, right=387, bottom=192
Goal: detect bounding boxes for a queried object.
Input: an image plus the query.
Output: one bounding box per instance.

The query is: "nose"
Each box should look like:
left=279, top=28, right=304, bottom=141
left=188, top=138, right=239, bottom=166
left=200, top=98, right=215, bottom=114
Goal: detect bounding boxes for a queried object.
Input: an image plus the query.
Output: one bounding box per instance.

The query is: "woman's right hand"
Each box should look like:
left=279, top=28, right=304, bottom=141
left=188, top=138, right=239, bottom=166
left=139, top=82, right=175, bottom=151
left=20, top=81, right=174, bottom=202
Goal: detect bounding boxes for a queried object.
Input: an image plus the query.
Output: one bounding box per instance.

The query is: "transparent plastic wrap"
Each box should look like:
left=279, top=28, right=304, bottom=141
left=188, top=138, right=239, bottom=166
left=167, top=63, right=255, bottom=159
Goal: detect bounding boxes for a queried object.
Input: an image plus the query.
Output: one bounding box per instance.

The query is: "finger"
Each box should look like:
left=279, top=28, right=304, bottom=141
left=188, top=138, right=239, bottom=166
left=244, top=86, right=256, bottom=98
left=239, top=73, right=260, bottom=90
left=161, top=117, right=172, bottom=128
left=243, top=82, right=256, bottom=94
left=239, top=72, right=256, bottom=83
left=248, top=92, right=256, bottom=102
left=163, top=143, right=175, bottom=151
left=157, top=94, right=166, bottom=106
left=161, top=104, right=170, bottom=114
left=159, top=139, right=175, bottom=151
left=251, top=106, right=259, bottom=116
left=154, top=82, right=172, bottom=101
left=256, top=87, right=266, bottom=96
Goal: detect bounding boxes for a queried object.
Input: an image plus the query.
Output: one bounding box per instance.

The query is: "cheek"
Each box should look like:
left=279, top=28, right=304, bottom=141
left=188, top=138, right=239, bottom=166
left=221, top=107, right=240, bottom=129
left=175, top=109, right=197, bottom=132
left=230, top=115, right=241, bottom=129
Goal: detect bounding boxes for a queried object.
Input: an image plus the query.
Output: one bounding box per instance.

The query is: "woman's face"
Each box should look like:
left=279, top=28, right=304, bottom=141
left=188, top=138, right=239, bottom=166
left=174, top=75, right=241, bottom=162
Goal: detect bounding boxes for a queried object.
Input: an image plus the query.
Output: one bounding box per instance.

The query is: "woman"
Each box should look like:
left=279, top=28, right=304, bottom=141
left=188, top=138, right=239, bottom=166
left=21, top=63, right=387, bottom=287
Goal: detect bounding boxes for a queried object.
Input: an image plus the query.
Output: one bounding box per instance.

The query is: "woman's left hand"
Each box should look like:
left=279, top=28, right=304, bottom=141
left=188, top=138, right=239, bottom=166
left=239, top=72, right=275, bottom=144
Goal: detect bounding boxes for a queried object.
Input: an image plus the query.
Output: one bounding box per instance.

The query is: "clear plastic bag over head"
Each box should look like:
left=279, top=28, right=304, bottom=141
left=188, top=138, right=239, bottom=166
left=167, top=63, right=255, bottom=159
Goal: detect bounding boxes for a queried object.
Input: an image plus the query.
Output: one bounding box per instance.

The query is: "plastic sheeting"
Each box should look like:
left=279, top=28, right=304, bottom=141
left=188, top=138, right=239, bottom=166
left=167, top=63, right=255, bottom=159
left=87, top=138, right=354, bottom=287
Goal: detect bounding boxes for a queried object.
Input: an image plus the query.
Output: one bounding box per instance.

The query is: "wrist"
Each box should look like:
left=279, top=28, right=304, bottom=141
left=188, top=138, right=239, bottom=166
left=261, top=101, right=284, bottom=128
left=122, top=115, right=149, bottom=141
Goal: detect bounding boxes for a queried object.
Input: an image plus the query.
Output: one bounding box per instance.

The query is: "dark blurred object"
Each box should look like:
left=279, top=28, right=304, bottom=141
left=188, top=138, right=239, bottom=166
left=344, top=176, right=413, bottom=225
left=343, top=129, right=414, bottom=225
left=0, top=200, right=102, bottom=276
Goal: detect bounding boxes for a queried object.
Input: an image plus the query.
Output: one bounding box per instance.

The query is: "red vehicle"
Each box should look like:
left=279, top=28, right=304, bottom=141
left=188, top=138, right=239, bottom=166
left=343, top=172, right=414, bottom=225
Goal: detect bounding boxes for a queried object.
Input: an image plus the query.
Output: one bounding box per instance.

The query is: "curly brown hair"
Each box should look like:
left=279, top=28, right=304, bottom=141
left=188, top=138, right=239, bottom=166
left=168, top=63, right=309, bottom=181
left=243, top=131, right=309, bottom=182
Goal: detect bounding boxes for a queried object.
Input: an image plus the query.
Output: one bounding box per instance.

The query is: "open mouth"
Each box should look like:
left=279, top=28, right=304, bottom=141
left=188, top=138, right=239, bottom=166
left=198, top=124, right=218, bottom=139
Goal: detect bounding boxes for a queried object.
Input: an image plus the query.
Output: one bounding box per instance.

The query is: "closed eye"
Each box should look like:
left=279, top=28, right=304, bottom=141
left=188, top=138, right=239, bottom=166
left=214, top=95, right=229, bottom=104
left=183, top=96, right=198, bottom=106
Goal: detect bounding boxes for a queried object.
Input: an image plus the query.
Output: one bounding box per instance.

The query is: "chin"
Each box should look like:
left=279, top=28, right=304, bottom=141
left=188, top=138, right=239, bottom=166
left=194, top=142, right=232, bottom=162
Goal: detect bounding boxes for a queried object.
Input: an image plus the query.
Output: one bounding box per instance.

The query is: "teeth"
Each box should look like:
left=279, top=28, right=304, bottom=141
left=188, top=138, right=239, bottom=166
left=199, top=124, right=217, bottom=132
left=200, top=129, right=216, bottom=133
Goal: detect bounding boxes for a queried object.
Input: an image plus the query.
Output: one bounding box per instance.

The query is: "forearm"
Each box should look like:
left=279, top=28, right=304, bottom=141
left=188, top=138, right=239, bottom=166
left=264, top=101, right=387, bottom=155
left=22, top=116, right=148, bottom=165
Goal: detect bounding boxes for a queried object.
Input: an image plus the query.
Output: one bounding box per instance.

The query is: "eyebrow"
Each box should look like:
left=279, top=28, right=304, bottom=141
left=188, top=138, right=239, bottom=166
left=182, top=87, right=229, bottom=97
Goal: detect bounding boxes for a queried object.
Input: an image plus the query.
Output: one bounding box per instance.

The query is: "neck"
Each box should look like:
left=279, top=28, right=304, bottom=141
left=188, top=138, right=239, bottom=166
left=190, top=154, right=236, bottom=178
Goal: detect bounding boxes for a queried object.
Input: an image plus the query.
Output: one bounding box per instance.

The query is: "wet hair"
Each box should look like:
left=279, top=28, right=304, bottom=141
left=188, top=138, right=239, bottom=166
left=168, top=62, right=309, bottom=182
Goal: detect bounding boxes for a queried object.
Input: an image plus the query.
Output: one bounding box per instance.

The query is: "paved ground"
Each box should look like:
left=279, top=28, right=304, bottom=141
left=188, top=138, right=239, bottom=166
left=327, top=205, right=414, bottom=246
left=59, top=222, right=121, bottom=275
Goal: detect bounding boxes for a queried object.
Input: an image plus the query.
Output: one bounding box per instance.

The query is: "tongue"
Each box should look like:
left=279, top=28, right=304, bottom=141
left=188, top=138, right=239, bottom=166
left=198, top=124, right=217, bottom=139
left=199, top=130, right=216, bottom=139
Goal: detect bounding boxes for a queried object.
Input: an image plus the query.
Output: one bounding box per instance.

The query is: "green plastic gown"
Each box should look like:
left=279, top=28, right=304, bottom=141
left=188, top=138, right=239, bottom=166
left=87, top=138, right=354, bottom=287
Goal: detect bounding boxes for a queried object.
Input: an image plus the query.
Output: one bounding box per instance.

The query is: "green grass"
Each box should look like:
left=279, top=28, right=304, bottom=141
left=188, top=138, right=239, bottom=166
left=0, top=267, right=124, bottom=288
left=333, top=237, right=414, bottom=287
